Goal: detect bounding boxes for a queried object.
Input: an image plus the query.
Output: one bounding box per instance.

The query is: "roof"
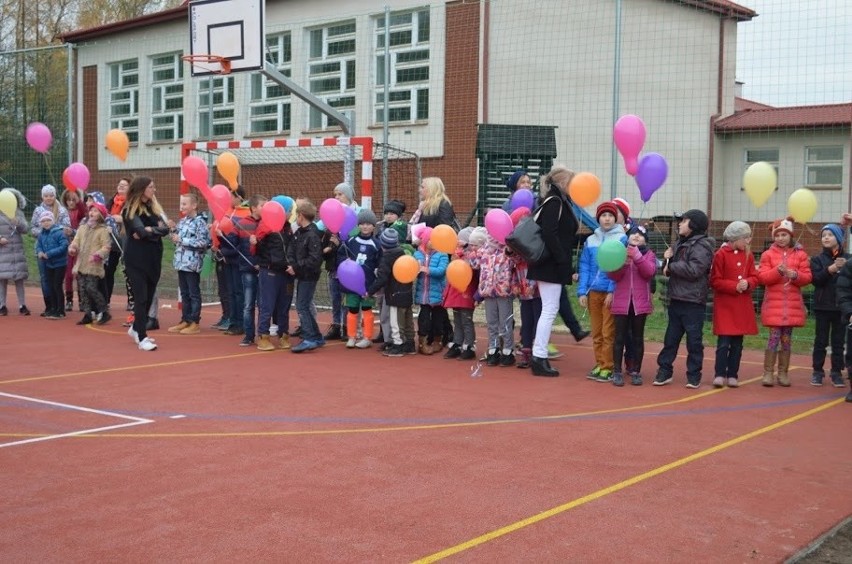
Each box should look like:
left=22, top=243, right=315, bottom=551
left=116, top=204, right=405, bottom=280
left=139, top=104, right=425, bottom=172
left=674, top=0, right=755, bottom=21
left=715, top=102, right=852, bottom=132
left=734, top=96, right=773, bottom=111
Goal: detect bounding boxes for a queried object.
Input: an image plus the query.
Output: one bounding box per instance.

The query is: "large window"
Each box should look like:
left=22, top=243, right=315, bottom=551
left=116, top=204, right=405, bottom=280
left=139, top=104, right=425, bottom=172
left=197, top=76, right=235, bottom=138
left=805, top=146, right=843, bottom=188
left=249, top=33, right=292, bottom=134
left=307, top=21, right=356, bottom=130
left=109, top=59, right=139, bottom=143
left=742, top=147, right=779, bottom=190
left=373, top=9, right=430, bottom=124
left=150, top=53, right=184, bottom=142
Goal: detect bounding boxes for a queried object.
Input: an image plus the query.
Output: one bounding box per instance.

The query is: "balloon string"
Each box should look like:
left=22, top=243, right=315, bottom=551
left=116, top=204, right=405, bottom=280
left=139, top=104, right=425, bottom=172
left=43, top=152, right=58, bottom=189
left=217, top=213, right=255, bottom=267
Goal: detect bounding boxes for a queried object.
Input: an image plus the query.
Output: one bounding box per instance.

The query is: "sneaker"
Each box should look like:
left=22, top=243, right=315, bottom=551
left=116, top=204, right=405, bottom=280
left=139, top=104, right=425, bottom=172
left=179, top=322, right=200, bottom=335
left=97, top=311, right=112, bottom=325
left=726, top=378, right=739, bottom=388
left=224, top=327, right=245, bottom=336
left=377, top=342, right=390, bottom=352
left=168, top=321, right=190, bottom=333
left=573, top=330, right=590, bottom=343
left=355, top=338, right=372, bottom=349
left=239, top=337, right=254, bottom=347
left=256, top=335, right=275, bottom=351
left=346, top=338, right=357, bottom=349
left=499, top=353, right=516, bottom=367
left=65, top=301, right=73, bottom=312
left=587, top=365, right=602, bottom=380
left=291, top=340, right=318, bottom=353
left=278, top=335, right=291, bottom=350
left=146, top=318, right=159, bottom=331
left=383, top=344, right=405, bottom=357
left=830, top=372, right=845, bottom=388
left=612, top=372, right=625, bottom=387
left=444, top=345, right=461, bottom=359
left=810, top=372, right=824, bottom=386
left=458, top=348, right=476, bottom=361
left=402, top=341, right=417, bottom=355
left=685, top=381, right=701, bottom=389
left=547, top=344, right=563, bottom=359
left=486, top=352, right=500, bottom=366
left=76, top=314, right=94, bottom=325
left=653, top=373, right=673, bottom=386
left=127, top=326, right=140, bottom=344
left=211, top=319, right=228, bottom=330
left=20, top=305, right=31, bottom=316
left=630, top=372, right=643, bottom=386
left=592, top=369, right=612, bottom=382
left=44, top=312, right=61, bottom=320
left=712, top=376, right=725, bottom=388
left=0, top=306, right=7, bottom=316
left=138, top=337, right=157, bottom=351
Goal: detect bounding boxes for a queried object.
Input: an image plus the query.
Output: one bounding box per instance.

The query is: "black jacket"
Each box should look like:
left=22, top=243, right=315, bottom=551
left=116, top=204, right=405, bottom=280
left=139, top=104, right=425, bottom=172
left=286, top=223, right=322, bottom=281
left=811, top=248, right=850, bottom=311
left=321, top=229, right=342, bottom=272
left=666, top=233, right=715, bottom=304
left=256, top=225, right=291, bottom=271
left=122, top=204, right=168, bottom=274
left=420, top=200, right=457, bottom=230
left=526, top=184, right=579, bottom=285
left=367, top=246, right=413, bottom=307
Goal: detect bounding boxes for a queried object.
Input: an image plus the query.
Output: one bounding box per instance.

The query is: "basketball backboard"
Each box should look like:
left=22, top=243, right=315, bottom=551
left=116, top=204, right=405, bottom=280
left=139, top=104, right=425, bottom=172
left=187, top=0, right=265, bottom=76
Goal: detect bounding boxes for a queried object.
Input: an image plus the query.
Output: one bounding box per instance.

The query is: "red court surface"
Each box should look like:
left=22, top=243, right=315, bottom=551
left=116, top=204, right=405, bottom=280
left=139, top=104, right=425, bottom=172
left=1, top=292, right=850, bottom=562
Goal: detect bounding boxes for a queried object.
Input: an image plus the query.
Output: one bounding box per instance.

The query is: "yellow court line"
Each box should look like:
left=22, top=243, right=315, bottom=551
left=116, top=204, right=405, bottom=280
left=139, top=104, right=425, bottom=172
left=412, top=397, right=846, bottom=563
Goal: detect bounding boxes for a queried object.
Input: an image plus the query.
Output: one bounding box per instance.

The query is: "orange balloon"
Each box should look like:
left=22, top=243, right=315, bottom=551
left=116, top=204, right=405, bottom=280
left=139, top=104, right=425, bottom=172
left=568, top=172, right=602, bottom=207
left=446, top=259, right=473, bottom=292
left=105, top=128, right=129, bottom=161
left=217, top=152, right=241, bottom=190
left=431, top=224, right=458, bottom=253
left=392, top=255, right=419, bottom=284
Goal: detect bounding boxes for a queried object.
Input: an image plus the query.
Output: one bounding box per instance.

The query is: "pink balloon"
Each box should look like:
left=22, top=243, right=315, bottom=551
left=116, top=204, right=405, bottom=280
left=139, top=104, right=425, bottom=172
left=613, top=115, right=646, bottom=176
left=209, top=184, right=232, bottom=221
left=260, top=200, right=286, bottom=232
left=484, top=208, right=513, bottom=244
left=65, top=162, right=90, bottom=191
left=182, top=156, right=209, bottom=189
left=26, top=122, right=53, bottom=154
left=337, top=258, right=366, bottom=295
left=319, top=198, right=345, bottom=233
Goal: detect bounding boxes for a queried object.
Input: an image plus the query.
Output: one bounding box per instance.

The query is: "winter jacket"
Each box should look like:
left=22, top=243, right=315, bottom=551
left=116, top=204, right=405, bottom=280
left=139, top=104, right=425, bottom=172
left=835, top=261, right=852, bottom=322
left=709, top=244, right=759, bottom=336
left=172, top=214, right=211, bottom=273
left=70, top=222, right=111, bottom=277
left=29, top=203, right=70, bottom=237
left=338, top=232, right=381, bottom=292
left=810, top=248, right=850, bottom=312
left=418, top=199, right=456, bottom=230
left=368, top=246, right=414, bottom=307
left=757, top=243, right=813, bottom=327
left=236, top=215, right=261, bottom=274
left=443, top=255, right=478, bottom=309
left=286, top=223, right=322, bottom=281
left=577, top=225, right=627, bottom=296
left=413, top=249, right=448, bottom=305
left=216, top=206, right=250, bottom=264
left=256, top=225, right=291, bottom=271
left=321, top=229, right=342, bottom=273
left=36, top=225, right=68, bottom=269
left=608, top=245, right=656, bottom=316
left=0, top=207, right=29, bottom=281
left=468, top=238, right=518, bottom=299
left=122, top=204, right=168, bottom=275
left=665, top=233, right=715, bottom=305
left=526, top=185, right=579, bottom=285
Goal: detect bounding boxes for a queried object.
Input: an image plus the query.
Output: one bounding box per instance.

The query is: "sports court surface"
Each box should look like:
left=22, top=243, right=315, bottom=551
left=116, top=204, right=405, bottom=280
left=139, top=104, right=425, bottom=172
left=1, top=291, right=849, bottom=562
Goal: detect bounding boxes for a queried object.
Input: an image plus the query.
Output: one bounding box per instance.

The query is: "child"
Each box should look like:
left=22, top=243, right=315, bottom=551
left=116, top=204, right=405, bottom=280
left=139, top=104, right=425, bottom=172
left=366, top=228, right=415, bottom=357
left=0, top=188, right=30, bottom=316
left=321, top=182, right=361, bottom=341
left=577, top=201, right=627, bottom=382
left=338, top=209, right=381, bottom=349
left=217, top=186, right=248, bottom=335
left=286, top=200, right=324, bottom=353
left=608, top=224, right=657, bottom=386
left=442, top=227, right=478, bottom=361
left=167, top=193, right=211, bottom=335
left=709, top=221, right=759, bottom=388
left=809, top=224, right=850, bottom=387
left=374, top=199, right=409, bottom=346
left=253, top=214, right=294, bottom=351
left=234, top=194, right=266, bottom=346
left=413, top=228, right=449, bottom=355
left=757, top=217, right=813, bottom=387
left=60, top=188, right=88, bottom=312
left=68, top=202, right=112, bottom=325
left=654, top=209, right=715, bottom=388
left=30, top=185, right=70, bottom=315
left=832, top=246, right=852, bottom=402
left=501, top=169, right=533, bottom=213
left=35, top=210, right=69, bottom=319
left=513, top=254, right=538, bottom=369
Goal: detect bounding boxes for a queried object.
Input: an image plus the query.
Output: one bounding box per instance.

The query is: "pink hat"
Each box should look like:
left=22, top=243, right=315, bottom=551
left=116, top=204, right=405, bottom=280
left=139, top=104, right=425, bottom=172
left=90, top=202, right=109, bottom=219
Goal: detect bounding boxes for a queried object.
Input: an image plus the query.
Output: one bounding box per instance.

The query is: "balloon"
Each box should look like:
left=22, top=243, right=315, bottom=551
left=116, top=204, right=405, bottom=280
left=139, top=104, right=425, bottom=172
left=340, top=205, right=357, bottom=236
left=65, top=162, right=90, bottom=191
left=788, top=188, right=818, bottom=224
left=105, top=128, right=129, bottom=161
left=218, top=216, right=234, bottom=235
left=62, top=169, right=76, bottom=192
left=0, top=190, right=17, bottom=218
left=431, top=224, right=458, bottom=253
left=260, top=200, right=286, bottom=232
left=484, top=208, right=513, bottom=244
left=392, top=255, right=419, bottom=283
left=597, top=239, right=628, bottom=272
left=273, top=195, right=294, bottom=215
left=337, top=259, right=366, bottom=295
left=743, top=161, right=777, bottom=209
left=446, top=259, right=473, bottom=292
left=568, top=172, right=602, bottom=207
left=635, top=153, right=668, bottom=203
left=217, top=152, right=240, bottom=190
left=509, top=189, right=535, bottom=211
left=613, top=114, right=646, bottom=176
left=319, top=198, right=345, bottom=233
left=209, top=184, right=232, bottom=221
left=25, top=122, right=52, bottom=154
left=510, top=206, right=531, bottom=226
left=182, top=156, right=210, bottom=189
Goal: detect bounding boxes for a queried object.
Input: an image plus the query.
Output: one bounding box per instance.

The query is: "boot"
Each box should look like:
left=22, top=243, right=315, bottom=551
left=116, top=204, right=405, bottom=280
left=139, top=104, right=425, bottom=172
left=324, top=323, right=342, bottom=341
left=530, top=356, right=559, bottom=377
left=168, top=321, right=190, bottom=333
left=419, top=336, right=433, bottom=355
left=179, top=322, right=200, bottom=335
left=762, top=350, right=777, bottom=387
left=278, top=335, right=291, bottom=349
left=516, top=348, right=532, bottom=369
left=777, top=350, right=791, bottom=387
left=256, top=335, right=275, bottom=351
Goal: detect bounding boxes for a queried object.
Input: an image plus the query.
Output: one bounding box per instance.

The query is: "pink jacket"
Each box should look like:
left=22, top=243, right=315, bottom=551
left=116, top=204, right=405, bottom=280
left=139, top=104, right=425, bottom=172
left=757, top=243, right=813, bottom=327
left=607, top=246, right=657, bottom=315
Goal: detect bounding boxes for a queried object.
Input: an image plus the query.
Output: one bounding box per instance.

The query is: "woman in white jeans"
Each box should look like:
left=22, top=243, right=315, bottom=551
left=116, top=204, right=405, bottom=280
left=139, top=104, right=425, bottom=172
left=525, top=165, right=580, bottom=376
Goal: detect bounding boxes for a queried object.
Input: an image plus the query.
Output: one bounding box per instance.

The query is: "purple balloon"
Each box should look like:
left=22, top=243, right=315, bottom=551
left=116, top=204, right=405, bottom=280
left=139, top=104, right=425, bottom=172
left=510, top=189, right=535, bottom=211
left=337, top=258, right=366, bottom=295
left=339, top=205, right=357, bottom=236
left=635, top=153, right=668, bottom=203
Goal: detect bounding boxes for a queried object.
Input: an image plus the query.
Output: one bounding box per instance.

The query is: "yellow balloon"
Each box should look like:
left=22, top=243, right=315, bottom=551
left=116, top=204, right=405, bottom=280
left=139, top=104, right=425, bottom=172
left=787, top=188, right=818, bottom=224
left=0, top=190, right=17, bottom=218
left=217, top=152, right=241, bottom=190
left=105, top=128, right=129, bottom=161
left=743, top=161, right=777, bottom=208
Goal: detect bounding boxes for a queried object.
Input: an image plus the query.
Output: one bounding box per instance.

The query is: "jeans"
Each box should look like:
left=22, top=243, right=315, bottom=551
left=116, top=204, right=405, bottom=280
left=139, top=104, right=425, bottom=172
left=226, top=263, right=244, bottom=329
left=295, top=279, right=321, bottom=342
left=214, top=257, right=230, bottom=323
left=327, top=273, right=343, bottom=324
left=242, top=271, right=258, bottom=340
left=657, top=300, right=706, bottom=384
left=519, top=297, right=542, bottom=349
left=178, top=270, right=202, bottom=323
left=44, top=265, right=65, bottom=315
left=257, top=268, right=293, bottom=336
left=813, top=310, right=845, bottom=373
left=715, top=335, right=744, bottom=379
left=37, top=260, right=50, bottom=310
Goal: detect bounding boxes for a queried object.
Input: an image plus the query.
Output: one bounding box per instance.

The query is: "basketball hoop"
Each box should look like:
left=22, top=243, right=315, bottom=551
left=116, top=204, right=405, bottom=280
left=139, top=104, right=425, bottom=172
left=181, top=54, right=232, bottom=75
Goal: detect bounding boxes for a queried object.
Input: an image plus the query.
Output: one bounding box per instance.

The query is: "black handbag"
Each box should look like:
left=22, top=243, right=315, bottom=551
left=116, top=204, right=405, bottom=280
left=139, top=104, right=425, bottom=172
left=505, top=196, right=559, bottom=265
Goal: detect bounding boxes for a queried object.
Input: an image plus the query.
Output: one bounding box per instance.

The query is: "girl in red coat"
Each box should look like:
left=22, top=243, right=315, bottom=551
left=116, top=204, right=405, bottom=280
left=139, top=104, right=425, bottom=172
left=757, top=218, right=813, bottom=387
left=710, top=221, right=759, bottom=388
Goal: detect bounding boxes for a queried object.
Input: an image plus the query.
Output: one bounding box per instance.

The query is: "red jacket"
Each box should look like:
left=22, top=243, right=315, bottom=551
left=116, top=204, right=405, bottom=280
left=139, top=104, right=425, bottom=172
left=710, top=244, right=759, bottom=336
left=757, top=243, right=813, bottom=327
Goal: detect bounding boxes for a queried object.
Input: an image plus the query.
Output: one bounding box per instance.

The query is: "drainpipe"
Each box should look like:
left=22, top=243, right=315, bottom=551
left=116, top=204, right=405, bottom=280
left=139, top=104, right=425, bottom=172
left=481, top=1, right=490, bottom=123
left=707, top=16, right=726, bottom=217
left=610, top=0, right=623, bottom=199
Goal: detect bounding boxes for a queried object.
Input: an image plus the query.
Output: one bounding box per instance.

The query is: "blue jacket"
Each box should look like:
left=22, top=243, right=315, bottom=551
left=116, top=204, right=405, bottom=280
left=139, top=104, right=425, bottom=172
left=577, top=225, right=626, bottom=296
left=413, top=249, right=448, bottom=305
left=36, top=225, right=68, bottom=269
left=172, top=214, right=211, bottom=273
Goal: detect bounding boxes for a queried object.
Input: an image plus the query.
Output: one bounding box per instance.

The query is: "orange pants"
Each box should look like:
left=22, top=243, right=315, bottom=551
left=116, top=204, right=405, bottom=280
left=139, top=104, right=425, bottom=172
left=588, top=290, right=615, bottom=371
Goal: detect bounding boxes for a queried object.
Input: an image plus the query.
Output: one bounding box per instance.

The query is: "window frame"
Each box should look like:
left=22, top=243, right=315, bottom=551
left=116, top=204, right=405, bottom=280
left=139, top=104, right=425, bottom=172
left=804, top=145, right=843, bottom=190
left=306, top=20, right=357, bottom=131
left=197, top=76, right=236, bottom=138
left=248, top=33, right=293, bottom=135
left=150, top=53, right=184, bottom=143
left=108, top=59, right=140, bottom=143
left=741, top=147, right=780, bottom=192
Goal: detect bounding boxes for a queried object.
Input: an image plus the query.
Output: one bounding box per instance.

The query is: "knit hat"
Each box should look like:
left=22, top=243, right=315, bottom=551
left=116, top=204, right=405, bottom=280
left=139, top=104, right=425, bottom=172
left=383, top=199, right=405, bottom=217
left=595, top=201, right=619, bottom=221
left=468, top=226, right=489, bottom=247
left=723, top=220, right=751, bottom=242
left=626, top=223, right=647, bottom=242
left=379, top=228, right=399, bottom=249
left=771, top=217, right=794, bottom=237
left=457, top=226, right=473, bottom=245
left=677, top=209, right=709, bottom=234
left=334, top=182, right=355, bottom=205
left=90, top=202, right=109, bottom=219
left=41, top=184, right=57, bottom=197
left=86, top=191, right=106, bottom=207
left=38, top=209, right=55, bottom=223
left=357, top=208, right=377, bottom=226
left=612, top=197, right=631, bottom=222
left=821, top=224, right=845, bottom=247
left=506, top=169, right=528, bottom=192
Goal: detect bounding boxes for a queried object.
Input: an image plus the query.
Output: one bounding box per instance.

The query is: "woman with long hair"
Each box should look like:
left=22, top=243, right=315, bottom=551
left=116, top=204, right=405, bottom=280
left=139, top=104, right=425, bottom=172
left=122, top=176, right=169, bottom=351
left=411, top=177, right=456, bottom=229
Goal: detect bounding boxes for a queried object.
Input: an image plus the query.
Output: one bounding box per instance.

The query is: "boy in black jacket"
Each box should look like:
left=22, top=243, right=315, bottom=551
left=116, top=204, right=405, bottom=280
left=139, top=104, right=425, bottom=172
left=253, top=222, right=293, bottom=351
left=286, top=200, right=324, bottom=353
left=810, top=224, right=850, bottom=387
left=366, top=228, right=415, bottom=357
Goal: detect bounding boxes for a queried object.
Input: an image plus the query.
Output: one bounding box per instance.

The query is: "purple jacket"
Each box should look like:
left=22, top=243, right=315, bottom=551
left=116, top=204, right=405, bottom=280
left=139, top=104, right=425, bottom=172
left=607, top=246, right=657, bottom=315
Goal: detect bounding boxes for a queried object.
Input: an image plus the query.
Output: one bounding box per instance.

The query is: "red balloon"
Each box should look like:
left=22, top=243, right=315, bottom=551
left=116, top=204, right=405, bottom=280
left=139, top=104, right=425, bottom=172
left=259, top=200, right=286, bottom=232
left=510, top=206, right=531, bottom=226
left=209, top=184, right=232, bottom=221
left=62, top=169, right=76, bottom=192
left=218, top=217, right=234, bottom=235
left=182, top=156, right=209, bottom=189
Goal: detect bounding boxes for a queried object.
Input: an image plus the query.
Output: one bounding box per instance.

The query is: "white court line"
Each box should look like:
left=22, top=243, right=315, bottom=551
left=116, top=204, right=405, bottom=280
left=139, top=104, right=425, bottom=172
left=0, top=392, right=154, bottom=449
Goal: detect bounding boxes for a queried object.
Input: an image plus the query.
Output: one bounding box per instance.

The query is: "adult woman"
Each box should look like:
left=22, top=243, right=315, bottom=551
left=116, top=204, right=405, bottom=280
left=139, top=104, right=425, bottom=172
left=122, top=176, right=169, bottom=351
left=411, top=177, right=457, bottom=229
left=0, top=188, right=30, bottom=315
left=526, top=164, right=580, bottom=376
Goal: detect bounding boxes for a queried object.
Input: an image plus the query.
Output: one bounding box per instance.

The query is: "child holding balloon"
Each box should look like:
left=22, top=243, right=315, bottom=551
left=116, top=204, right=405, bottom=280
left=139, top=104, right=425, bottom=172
left=338, top=209, right=382, bottom=349
left=413, top=227, right=449, bottom=354
left=366, top=228, right=414, bottom=357
left=60, top=188, right=88, bottom=312
left=442, top=227, right=478, bottom=361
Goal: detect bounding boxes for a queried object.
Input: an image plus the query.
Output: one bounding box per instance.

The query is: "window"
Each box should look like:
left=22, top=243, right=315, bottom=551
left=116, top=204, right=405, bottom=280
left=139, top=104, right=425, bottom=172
left=805, top=146, right=843, bottom=188
left=197, top=76, right=235, bottom=138
left=249, top=33, right=292, bottom=134
left=150, top=53, right=184, bottom=142
left=374, top=9, right=430, bottom=124
left=307, top=21, right=356, bottom=130
left=742, top=148, right=779, bottom=190
left=108, top=60, right=139, bottom=143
